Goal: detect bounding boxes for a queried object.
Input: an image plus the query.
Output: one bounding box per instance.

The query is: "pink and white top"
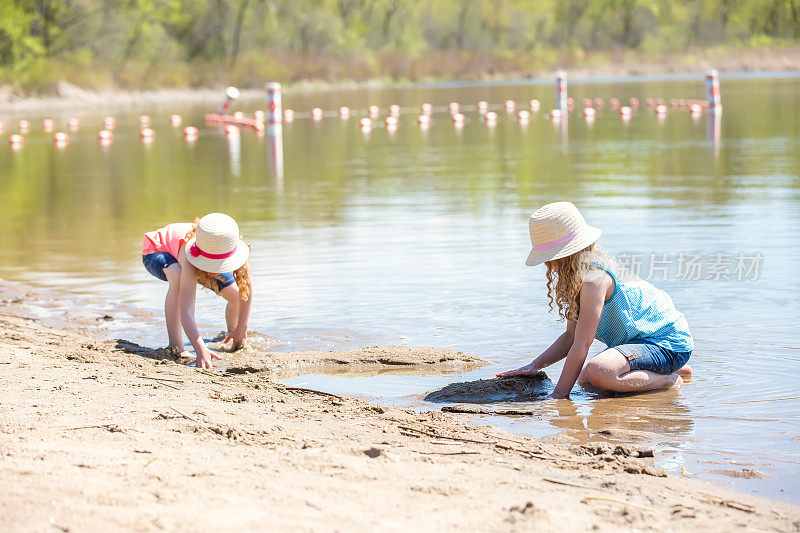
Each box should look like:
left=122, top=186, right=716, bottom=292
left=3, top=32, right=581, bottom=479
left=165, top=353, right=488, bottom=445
left=141, top=222, right=195, bottom=258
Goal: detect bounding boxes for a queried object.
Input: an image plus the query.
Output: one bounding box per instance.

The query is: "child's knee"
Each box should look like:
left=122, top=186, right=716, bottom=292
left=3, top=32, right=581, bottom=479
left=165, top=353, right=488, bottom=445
left=164, top=263, right=182, bottom=283
left=584, top=360, right=615, bottom=389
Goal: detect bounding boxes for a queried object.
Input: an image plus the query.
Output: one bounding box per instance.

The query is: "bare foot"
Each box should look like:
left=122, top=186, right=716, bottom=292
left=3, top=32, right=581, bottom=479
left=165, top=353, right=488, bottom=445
left=676, top=364, right=693, bottom=378
left=667, top=375, right=683, bottom=389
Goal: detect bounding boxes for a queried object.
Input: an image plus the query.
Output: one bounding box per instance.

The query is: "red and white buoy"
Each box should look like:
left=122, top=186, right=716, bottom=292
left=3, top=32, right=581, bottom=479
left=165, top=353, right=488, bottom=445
left=18, top=120, right=30, bottom=133
left=359, top=117, right=372, bottom=128
left=448, top=102, right=460, bottom=115
left=170, top=114, right=182, bottom=127
left=529, top=99, right=541, bottom=112
left=384, top=116, right=399, bottom=128
left=629, top=97, right=640, bottom=110
left=389, top=104, right=401, bottom=117
left=421, top=103, right=432, bottom=116
left=103, top=116, right=116, bottom=130
left=619, top=106, right=632, bottom=120
left=555, top=71, right=568, bottom=111
left=484, top=111, right=498, bottom=124
left=339, top=106, right=350, bottom=119
left=417, top=114, right=431, bottom=127
left=583, top=107, right=596, bottom=119
left=477, top=101, right=489, bottom=114
left=97, top=129, right=113, bottom=142
left=504, top=100, right=516, bottom=112
left=9, top=133, right=24, bottom=147
left=594, top=98, right=604, bottom=110
left=705, top=69, right=722, bottom=114
left=282, top=109, right=294, bottom=123
left=265, top=82, right=282, bottom=127
left=369, top=105, right=380, bottom=119
left=183, top=126, right=199, bottom=141
left=218, top=86, right=240, bottom=115
left=690, top=103, right=703, bottom=117
left=140, top=127, right=155, bottom=141
left=452, top=113, right=465, bottom=127
left=549, top=109, right=562, bottom=121
left=517, top=110, right=530, bottom=123
left=67, top=118, right=80, bottom=131
left=311, top=107, right=323, bottom=121
left=610, top=98, right=620, bottom=110
left=254, top=110, right=266, bottom=122
left=0, top=121, right=4, bottom=134
left=655, top=104, right=668, bottom=117
left=233, top=111, right=245, bottom=122
left=224, top=124, right=239, bottom=137
left=139, top=115, right=151, bottom=127
left=43, top=119, right=55, bottom=132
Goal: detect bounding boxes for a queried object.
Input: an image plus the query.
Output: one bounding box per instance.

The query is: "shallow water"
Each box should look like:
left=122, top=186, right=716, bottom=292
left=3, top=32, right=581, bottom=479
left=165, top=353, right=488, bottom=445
left=1, top=75, right=799, bottom=502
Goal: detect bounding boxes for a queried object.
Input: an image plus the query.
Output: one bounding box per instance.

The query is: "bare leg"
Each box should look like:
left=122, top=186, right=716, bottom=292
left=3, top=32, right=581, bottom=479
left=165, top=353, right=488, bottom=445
left=221, top=283, right=240, bottom=334
left=163, top=263, right=183, bottom=349
left=584, top=348, right=682, bottom=393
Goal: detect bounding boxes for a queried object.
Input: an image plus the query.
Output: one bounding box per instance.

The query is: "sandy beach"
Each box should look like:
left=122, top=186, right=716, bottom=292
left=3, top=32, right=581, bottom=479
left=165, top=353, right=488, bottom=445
left=1, top=284, right=799, bottom=532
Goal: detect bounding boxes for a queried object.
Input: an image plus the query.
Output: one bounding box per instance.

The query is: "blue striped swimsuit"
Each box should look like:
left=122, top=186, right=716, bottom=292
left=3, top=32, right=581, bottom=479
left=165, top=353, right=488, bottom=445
left=591, top=264, right=694, bottom=354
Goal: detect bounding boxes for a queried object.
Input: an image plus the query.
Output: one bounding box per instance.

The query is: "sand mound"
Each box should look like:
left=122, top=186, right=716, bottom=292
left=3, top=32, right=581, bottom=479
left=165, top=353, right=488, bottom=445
left=225, top=345, right=487, bottom=376
left=424, top=373, right=551, bottom=403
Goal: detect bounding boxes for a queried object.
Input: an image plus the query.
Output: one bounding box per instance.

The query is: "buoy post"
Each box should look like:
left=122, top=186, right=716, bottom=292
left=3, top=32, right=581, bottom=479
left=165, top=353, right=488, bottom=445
left=217, top=86, right=240, bottom=115
left=555, top=71, right=568, bottom=112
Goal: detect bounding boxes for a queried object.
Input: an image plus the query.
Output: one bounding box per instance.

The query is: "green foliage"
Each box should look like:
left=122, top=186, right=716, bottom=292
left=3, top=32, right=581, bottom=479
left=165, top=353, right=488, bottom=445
left=0, top=0, right=798, bottom=89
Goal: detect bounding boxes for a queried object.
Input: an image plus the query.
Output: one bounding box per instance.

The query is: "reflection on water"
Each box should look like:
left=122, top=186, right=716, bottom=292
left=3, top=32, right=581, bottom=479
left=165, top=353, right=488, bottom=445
left=1, top=76, right=799, bottom=502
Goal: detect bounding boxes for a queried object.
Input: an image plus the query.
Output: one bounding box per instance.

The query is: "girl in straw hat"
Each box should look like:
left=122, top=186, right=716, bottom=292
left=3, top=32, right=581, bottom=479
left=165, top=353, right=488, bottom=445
left=497, top=202, right=692, bottom=398
left=141, top=213, right=253, bottom=368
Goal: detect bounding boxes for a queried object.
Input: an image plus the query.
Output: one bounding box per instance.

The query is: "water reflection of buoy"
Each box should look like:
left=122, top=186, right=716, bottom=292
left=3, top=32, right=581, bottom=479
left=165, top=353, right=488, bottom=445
left=183, top=126, right=198, bottom=141
left=448, top=102, right=460, bottom=115
left=283, top=109, right=295, bottom=122
left=67, top=118, right=80, bottom=131
left=9, top=133, right=24, bottom=147
left=566, top=97, right=574, bottom=112
left=389, top=104, right=401, bottom=117
left=477, top=101, right=488, bottom=114
left=19, top=120, right=30, bottom=133
left=0, top=121, right=4, bottom=134
left=529, top=99, right=541, bottom=112
left=311, top=107, right=323, bottom=121
left=339, top=106, right=350, bottom=119
left=43, top=119, right=55, bottom=132
left=421, top=103, right=432, bottom=116
left=53, top=132, right=69, bottom=147
left=139, top=115, right=151, bottom=127
left=369, top=105, right=380, bottom=119
left=97, top=129, right=113, bottom=142
left=170, top=114, right=182, bottom=126
left=140, top=127, right=155, bottom=141
left=103, top=116, right=115, bottom=130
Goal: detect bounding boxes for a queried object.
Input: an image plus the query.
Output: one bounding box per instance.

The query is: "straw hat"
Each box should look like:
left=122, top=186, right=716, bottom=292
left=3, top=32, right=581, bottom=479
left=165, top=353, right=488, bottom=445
left=185, top=213, right=250, bottom=273
left=525, top=202, right=601, bottom=266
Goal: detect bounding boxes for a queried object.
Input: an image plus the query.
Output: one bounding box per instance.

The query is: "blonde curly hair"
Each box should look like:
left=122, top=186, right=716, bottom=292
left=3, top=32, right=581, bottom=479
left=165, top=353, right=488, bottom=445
left=185, top=219, right=252, bottom=301
left=544, top=243, right=599, bottom=321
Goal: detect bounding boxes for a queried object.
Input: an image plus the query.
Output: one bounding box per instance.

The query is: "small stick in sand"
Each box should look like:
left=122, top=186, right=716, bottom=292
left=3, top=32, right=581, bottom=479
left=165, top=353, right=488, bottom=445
left=138, top=375, right=184, bottom=383
left=169, top=407, right=218, bottom=435
left=543, top=478, right=603, bottom=491
left=282, top=386, right=344, bottom=400
left=413, top=450, right=481, bottom=456
left=67, top=424, right=126, bottom=433
left=700, top=493, right=755, bottom=513
left=582, top=496, right=653, bottom=512
left=398, top=425, right=496, bottom=445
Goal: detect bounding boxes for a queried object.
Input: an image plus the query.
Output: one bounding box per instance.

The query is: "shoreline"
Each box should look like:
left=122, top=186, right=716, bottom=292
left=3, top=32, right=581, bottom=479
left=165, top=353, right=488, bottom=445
left=1, top=282, right=799, bottom=530
left=2, top=61, right=799, bottom=115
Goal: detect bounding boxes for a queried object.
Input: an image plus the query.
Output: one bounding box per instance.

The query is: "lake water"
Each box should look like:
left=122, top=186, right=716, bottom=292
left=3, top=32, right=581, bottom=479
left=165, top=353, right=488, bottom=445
left=1, top=74, right=798, bottom=503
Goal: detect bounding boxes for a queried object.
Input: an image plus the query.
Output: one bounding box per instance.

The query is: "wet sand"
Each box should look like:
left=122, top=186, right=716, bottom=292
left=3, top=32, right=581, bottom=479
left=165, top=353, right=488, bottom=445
left=1, top=287, right=799, bottom=531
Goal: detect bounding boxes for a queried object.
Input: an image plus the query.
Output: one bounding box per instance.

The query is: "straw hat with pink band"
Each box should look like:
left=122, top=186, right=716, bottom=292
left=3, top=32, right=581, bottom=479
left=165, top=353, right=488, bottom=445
left=185, top=213, right=250, bottom=274
left=525, top=202, right=602, bottom=266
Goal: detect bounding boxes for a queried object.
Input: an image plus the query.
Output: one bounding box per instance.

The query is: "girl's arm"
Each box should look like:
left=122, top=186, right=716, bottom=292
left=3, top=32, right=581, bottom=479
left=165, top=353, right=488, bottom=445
left=496, top=323, right=576, bottom=378
left=549, top=277, right=606, bottom=398
left=177, top=247, right=221, bottom=368
left=224, top=270, right=252, bottom=349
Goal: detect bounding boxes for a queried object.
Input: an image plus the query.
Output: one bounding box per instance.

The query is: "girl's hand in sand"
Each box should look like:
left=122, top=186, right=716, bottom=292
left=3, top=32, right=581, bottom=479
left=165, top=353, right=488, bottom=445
left=195, top=348, right=223, bottom=369
left=224, top=327, right=247, bottom=351
left=496, top=362, right=540, bottom=378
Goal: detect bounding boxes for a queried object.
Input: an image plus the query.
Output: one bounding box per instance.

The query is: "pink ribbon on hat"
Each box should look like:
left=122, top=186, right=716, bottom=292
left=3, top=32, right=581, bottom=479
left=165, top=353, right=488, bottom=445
left=189, top=243, right=237, bottom=260
left=530, top=229, right=579, bottom=251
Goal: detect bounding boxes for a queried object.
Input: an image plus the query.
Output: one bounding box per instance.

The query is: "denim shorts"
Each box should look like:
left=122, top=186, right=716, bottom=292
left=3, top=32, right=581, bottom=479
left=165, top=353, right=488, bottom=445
left=142, top=252, right=235, bottom=291
left=613, top=340, right=691, bottom=374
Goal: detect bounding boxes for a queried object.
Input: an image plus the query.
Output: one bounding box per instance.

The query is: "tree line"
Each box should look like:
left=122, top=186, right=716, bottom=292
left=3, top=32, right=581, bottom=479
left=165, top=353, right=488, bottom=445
left=1, top=0, right=799, bottom=90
